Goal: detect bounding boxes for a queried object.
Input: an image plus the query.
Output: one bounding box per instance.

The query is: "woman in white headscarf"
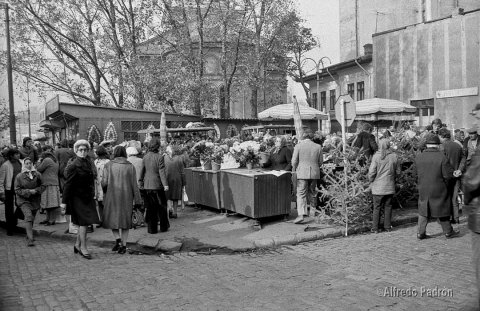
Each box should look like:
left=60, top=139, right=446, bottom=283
left=14, top=157, right=44, bottom=246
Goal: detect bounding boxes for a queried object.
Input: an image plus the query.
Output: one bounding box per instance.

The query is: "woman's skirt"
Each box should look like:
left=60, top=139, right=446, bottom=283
left=41, top=185, right=61, bottom=210
left=70, top=196, right=100, bottom=226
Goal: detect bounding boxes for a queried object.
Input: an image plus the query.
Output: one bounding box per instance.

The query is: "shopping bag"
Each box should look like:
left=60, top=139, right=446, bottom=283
left=183, top=187, right=188, bottom=203
left=68, top=219, right=79, bottom=234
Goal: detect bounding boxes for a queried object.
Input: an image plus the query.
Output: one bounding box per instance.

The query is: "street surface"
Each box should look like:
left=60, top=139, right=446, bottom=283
left=1, top=222, right=478, bottom=311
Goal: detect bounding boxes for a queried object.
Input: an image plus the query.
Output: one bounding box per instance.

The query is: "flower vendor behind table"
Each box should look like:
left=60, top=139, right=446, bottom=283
left=230, top=141, right=261, bottom=168
left=210, top=145, right=225, bottom=171
left=191, top=140, right=214, bottom=170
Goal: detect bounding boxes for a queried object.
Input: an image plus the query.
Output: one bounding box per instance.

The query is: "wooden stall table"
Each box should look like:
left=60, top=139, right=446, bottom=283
left=184, top=167, right=221, bottom=210
left=220, top=168, right=291, bottom=219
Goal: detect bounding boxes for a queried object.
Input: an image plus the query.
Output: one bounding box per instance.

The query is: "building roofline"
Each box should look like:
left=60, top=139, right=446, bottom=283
left=300, top=54, right=372, bottom=83
left=56, top=102, right=200, bottom=118
left=373, top=8, right=480, bottom=37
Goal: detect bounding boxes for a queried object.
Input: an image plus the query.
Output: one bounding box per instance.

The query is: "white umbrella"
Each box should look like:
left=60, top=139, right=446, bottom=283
left=258, top=103, right=329, bottom=120
left=355, top=98, right=417, bottom=121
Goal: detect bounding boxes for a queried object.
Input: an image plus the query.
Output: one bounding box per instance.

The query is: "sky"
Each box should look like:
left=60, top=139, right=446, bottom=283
left=0, top=0, right=340, bottom=111
left=292, top=0, right=340, bottom=102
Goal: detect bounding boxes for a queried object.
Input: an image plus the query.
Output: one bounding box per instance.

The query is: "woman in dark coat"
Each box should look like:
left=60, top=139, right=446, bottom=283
left=102, top=146, right=142, bottom=254
left=139, top=138, right=170, bottom=234
left=415, top=134, right=458, bottom=239
left=15, top=157, right=44, bottom=246
left=164, top=144, right=187, bottom=218
left=262, top=135, right=292, bottom=171
left=60, top=140, right=99, bottom=259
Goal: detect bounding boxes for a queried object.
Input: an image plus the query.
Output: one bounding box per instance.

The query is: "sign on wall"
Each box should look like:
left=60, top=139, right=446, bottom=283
left=436, top=87, right=478, bottom=99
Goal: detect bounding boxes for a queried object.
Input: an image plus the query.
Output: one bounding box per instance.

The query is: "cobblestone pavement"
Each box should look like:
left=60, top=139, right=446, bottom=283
left=1, top=222, right=478, bottom=311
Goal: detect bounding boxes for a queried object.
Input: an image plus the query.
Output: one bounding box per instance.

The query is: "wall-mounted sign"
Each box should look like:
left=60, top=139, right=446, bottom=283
left=436, top=87, right=478, bottom=99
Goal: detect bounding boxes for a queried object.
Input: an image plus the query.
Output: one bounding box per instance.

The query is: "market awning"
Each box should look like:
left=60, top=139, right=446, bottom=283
left=258, top=104, right=329, bottom=120
left=354, top=98, right=417, bottom=121
left=39, top=119, right=65, bottom=129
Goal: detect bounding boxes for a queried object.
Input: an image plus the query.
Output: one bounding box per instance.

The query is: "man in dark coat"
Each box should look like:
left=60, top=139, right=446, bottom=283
left=353, top=123, right=378, bottom=160
left=439, top=128, right=465, bottom=223
left=415, top=134, right=458, bottom=239
left=464, top=147, right=480, bottom=307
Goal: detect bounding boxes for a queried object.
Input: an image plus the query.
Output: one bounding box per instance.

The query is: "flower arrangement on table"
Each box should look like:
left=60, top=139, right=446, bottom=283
left=210, top=145, right=225, bottom=164
left=191, top=140, right=214, bottom=163
left=229, top=141, right=261, bottom=167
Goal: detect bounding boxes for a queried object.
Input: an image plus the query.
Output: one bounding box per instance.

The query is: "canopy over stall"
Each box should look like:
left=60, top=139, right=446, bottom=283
left=258, top=104, right=329, bottom=120
left=354, top=98, right=417, bottom=122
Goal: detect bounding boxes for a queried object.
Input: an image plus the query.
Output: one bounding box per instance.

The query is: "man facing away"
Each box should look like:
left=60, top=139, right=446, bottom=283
left=438, top=128, right=465, bottom=224
left=291, top=128, right=323, bottom=224
left=415, top=134, right=459, bottom=240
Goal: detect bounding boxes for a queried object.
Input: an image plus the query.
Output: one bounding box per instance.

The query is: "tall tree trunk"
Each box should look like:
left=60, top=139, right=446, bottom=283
left=250, top=86, right=258, bottom=118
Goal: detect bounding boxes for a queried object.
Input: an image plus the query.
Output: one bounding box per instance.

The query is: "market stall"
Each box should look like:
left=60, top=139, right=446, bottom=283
left=184, top=167, right=291, bottom=219
left=184, top=167, right=222, bottom=210
left=220, top=168, right=291, bottom=219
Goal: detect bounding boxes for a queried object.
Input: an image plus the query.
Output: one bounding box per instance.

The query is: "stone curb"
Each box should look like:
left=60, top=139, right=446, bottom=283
left=252, top=215, right=419, bottom=249
left=1, top=214, right=419, bottom=253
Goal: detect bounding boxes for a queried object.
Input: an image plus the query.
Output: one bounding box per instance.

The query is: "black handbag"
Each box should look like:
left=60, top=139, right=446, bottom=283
left=14, top=206, right=24, bottom=220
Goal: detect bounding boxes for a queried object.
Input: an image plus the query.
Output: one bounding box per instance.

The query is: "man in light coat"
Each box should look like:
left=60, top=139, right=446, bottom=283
left=291, top=128, right=323, bottom=224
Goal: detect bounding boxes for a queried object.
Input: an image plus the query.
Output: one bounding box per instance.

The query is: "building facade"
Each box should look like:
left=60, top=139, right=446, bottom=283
left=302, top=45, right=373, bottom=132
left=373, top=8, right=480, bottom=128
left=137, top=4, right=287, bottom=119
left=340, top=0, right=480, bottom=62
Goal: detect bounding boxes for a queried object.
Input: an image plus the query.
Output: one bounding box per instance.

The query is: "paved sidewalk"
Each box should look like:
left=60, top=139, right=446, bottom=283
left=0, top=202, right=423, bottom=253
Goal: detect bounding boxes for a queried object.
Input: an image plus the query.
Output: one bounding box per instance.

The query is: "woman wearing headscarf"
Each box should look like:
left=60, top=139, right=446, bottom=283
left=139, top=138, right=169, bottom=234
left=14, top=157, right=44, bottom=246
left=94, top=145, right=110, bottom=227
left=164, top=144, right=187, bottom=219
left=36, top=147, right=61, bottom=225
left=262, top=135, right=292, bottom=171
left=101, top=146, right=142, bottom=254
left=0, top=148, right=22, bottom=235
left=368, top=139, right=400, bottom=233
left=60, top=140, right=99, bottom=259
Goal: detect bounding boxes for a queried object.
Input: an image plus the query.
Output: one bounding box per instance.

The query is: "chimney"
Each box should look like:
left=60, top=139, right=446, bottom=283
left=452, top=7, right=464, bottom=16
left=363, top=44, right=373, bottom=56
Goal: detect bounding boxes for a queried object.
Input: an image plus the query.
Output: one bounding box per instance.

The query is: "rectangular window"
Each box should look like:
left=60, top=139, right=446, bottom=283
left=347, top=83, right=355, bottom=99
left=329, top=89, right=336, bottom=110
left=357, top=81, right=365, bottom=101
left=320, top=91, right=326, bottom=111
left=312, top=93, right=318, bottom=109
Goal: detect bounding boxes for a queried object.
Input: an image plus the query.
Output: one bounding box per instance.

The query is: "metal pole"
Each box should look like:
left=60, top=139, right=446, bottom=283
left=340, top=99, right=348, bottom=236
left=3, top=3, right=16, bottom=145
left=316, top=67, right=320, bottom=131
left=27, top=76, right=31, bottom=137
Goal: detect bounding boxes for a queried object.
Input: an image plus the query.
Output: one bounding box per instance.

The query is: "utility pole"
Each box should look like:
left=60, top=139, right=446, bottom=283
left=26, top=76, right=31, bottom=137
left=1, top=2, right=16, bottom=145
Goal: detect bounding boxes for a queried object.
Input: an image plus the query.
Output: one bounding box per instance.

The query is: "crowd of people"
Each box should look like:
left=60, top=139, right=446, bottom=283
left=0, top=136, right=188, bottom=259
